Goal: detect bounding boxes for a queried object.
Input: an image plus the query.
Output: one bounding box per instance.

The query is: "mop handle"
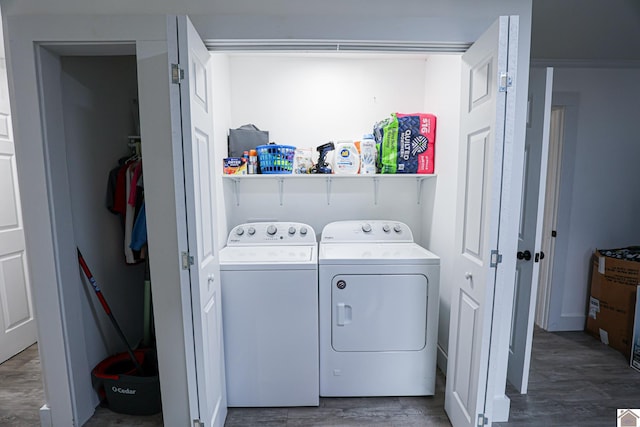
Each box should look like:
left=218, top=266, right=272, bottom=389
left=77, top=251, right=111, bottom=314
left=77, top=248, right=144, bottom=375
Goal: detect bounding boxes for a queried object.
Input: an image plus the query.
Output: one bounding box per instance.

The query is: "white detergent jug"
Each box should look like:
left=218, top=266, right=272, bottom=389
left=333, top=141, right=360, bottom=175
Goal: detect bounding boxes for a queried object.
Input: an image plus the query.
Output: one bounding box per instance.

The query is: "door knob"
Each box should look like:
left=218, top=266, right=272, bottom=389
left=517, top=250, right=532, bottom=261
left=464, top=272, right=472, bottom=280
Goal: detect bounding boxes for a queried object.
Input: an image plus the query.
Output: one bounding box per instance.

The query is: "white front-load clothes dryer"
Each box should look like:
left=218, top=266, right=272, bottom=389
left=220, top=222, right=318, bottom=407
left=319, top=220, right=440, bottom=397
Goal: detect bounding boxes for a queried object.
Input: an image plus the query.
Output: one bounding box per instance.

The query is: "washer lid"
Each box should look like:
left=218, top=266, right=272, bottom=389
left=220, top=245, right=316, bottom=264
left=319, top=243, right=439, bottom=265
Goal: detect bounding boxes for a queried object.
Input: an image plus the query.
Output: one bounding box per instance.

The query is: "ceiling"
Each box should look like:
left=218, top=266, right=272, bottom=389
left=531, top=0, right=640, bottom=63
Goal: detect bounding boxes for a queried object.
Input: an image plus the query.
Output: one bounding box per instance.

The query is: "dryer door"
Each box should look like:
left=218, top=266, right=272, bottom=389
left=331, top=274, right=428, bottom=352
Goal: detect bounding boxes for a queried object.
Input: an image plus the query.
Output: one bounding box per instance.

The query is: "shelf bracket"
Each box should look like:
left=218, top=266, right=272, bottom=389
left=417, top=177, right=425, bottom=205
left=326, top=177, right=332, bottom=205
left=373, top=177, right=380, bottom=205
left=232, top=178, right=241, bottom=206
left=277, top=177, right=285, bottom=206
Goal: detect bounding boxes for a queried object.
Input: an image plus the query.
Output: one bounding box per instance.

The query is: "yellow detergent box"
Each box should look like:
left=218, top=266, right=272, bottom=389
left=223, top=157, right=247, bottom=175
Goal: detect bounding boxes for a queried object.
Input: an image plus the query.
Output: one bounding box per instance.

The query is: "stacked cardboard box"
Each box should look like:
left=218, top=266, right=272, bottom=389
left=632, top=289, right=640, bottom=372
left=585, top=248, right=640, bottom=361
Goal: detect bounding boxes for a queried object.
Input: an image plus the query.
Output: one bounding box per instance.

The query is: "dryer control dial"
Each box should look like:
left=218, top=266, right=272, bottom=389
left=382, top=224, right=391, bottom=233
left=362, top=223, right=372, bottom=233
left=235, top=227, right=244, bottom=236
left=300, top=227, right=308, bottom=235
left=247, top=227, right=256, bottom=236
left=288, top=226, right=296, bottom=235
left=393, top=224, right=403, bottom=233
left=267, top=225, right=278, bottom=236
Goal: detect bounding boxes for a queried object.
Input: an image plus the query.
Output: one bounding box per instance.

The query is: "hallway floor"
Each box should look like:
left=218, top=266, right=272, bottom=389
left=2, top=329, right=638, bottom=426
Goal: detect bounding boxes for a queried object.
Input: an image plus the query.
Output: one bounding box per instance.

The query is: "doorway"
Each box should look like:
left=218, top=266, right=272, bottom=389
left=35, top=44, right=157, bottom=426
left=535, top=106, right=565, bottom=329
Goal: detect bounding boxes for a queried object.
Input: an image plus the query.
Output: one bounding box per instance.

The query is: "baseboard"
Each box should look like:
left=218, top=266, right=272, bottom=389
left=39, top=404, right=52, bottom=427
left=437, top=344, right=447, bottom=375
left=492, top=394, right=511, bottom=422
left=547, top=314, right=586, bottom=332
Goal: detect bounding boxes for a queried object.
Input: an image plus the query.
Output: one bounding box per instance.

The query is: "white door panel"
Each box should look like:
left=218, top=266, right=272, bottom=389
left=507, top=67, right=553, bottom=393
left=445, top=16, right=515, bottom=427
left=177, top=16, right=227, bottom=427
left=0, top=59, right=36, bottom=364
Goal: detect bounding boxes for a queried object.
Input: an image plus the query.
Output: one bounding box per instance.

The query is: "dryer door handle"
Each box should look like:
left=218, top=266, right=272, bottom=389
left=336, top=303, right=352, bottom=326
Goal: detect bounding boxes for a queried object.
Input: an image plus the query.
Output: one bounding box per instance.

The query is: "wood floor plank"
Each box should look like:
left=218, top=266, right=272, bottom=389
left=3, top=328, right=639, bottom=426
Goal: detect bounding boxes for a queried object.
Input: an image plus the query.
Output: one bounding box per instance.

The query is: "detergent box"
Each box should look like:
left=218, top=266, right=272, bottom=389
left=375, top=113, right=437, bottom=174
left=223, top=157, right=247, bottom=175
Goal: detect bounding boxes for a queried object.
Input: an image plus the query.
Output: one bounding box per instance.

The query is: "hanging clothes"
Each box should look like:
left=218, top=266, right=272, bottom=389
left=130, top=202, right=147, bottom=252
left=106, top=156, right=146, bottom=264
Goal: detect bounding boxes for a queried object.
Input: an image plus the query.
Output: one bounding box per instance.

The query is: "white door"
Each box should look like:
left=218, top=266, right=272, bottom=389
left=445, top=16, right=517, bottom=427
left=507, top=67, right=553, bottom=393
left=176, top=16, right=227, bottom=427
left=0, top=58, right=36, bottom=365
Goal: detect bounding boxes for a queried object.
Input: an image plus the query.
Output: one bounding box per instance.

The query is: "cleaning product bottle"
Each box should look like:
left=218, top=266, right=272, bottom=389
left=248, top=149, right=258, bottom=174
left=333, top=141, right=360, bottom=175
left=360, top=134, right=377, bottom=174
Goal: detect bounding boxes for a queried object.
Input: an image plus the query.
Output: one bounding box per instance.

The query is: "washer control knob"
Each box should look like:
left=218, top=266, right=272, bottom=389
left=267, top=225, right=277, bottom=236
left=382, top=224, right=391, bottom=233
left=393, top=224, right=402, bottom=233
left=288, top=226, right=296, bottom=235
left=300, top=227, right=308, bottom=235
left=235, top=227, right=244, bottom=236
left=247, top=227, right=256, bottom=236
left=362, top=223, right=372, bottom=233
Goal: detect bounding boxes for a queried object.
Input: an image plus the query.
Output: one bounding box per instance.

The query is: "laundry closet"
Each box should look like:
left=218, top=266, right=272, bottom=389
left=4, top=10, right=530, bottom=427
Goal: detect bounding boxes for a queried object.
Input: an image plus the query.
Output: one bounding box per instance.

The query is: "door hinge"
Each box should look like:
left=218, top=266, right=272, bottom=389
left=193, top=420, right=204, bottom=427
left=490, top=249, right=502, bottom=268
left=172, top=63, right=185, bottom=84
left=499, top=72, right=512, bottom=92
left=477, top=413, right=488, bottom=426
left=181, top=251, right=194, bottom=270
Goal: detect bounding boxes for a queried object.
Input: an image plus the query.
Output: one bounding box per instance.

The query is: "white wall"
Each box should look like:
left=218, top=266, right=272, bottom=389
left=220, top=53, right=453, bottom=242
left=1, top=0, right=532, bottom=46
left=211, top=53, right=232, bottom=247
left=420, top=54, right=462, bottom=371
left=547, top=67, right=640, bottom=331
left=0, top=3, right=532, bottom=425
left=226, top=54, right=429, bottom=147
left=60, top=56, right=145, bottom=367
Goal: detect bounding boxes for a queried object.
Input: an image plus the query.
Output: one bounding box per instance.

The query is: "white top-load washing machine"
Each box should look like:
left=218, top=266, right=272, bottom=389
left=319, top=220, right=440, bottom=397
left=219, top=222, right=318, bottom=407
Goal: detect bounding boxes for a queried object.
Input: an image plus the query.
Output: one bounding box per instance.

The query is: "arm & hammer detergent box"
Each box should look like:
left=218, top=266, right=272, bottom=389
left=223, top=157, right=247, bottom=175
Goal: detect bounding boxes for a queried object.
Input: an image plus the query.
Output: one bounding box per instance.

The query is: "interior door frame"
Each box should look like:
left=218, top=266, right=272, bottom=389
left=536, top=92, right=579, bottom=331
left=4, top=14, right=195, bottom=427
left=535, top=104, right=566, bottom=329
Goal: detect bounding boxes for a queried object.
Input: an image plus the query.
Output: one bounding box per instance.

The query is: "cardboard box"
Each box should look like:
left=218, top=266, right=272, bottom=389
left=585, top=251, right=640, bottom=360
left=223, top=157, right=247, bottom=175
left=631, top=286, right=640, bottom=372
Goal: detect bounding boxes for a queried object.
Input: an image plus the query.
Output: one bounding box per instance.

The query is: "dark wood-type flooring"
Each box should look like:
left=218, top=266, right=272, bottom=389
left=1, top=328, right=638, bottom=426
